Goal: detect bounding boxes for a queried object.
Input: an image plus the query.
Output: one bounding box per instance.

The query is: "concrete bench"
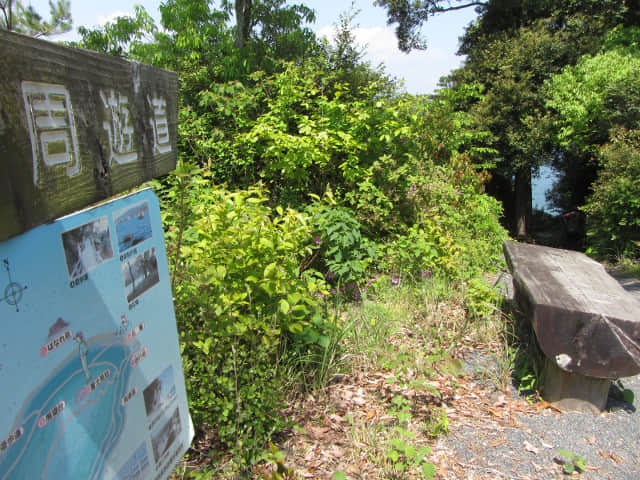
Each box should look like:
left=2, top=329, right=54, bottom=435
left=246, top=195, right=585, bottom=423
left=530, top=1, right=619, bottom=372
left=503, top=240, right=640, bottom=412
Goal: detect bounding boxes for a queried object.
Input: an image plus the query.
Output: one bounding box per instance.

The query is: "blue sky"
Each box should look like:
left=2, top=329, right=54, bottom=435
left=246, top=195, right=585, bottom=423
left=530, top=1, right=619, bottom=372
left=28, top=0, right=478, bottom=94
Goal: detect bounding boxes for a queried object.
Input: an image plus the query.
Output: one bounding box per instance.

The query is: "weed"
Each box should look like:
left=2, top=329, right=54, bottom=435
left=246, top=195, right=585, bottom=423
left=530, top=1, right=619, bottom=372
left=556, top=448, right=587, bottom=475
left=610, top=379, right=635, bottom=405
left=423, top=407, right=449, bottom=437
left=257, top=444, right=293, bottom=480
left=385, top=423, right=436, bottom=478
left=502, top=303, right=545, bottom=399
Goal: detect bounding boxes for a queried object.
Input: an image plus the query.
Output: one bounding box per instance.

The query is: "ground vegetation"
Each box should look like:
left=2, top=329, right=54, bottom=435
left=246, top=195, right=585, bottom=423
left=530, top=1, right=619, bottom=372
left=56, top=0, right=640, bottom=476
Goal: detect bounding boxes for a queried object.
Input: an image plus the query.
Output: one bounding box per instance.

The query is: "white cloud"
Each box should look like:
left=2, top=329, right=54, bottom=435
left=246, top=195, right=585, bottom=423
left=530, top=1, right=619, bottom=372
left=97, top=11, right=134, bottom=26
left=317, top=24, right=463, bottom=94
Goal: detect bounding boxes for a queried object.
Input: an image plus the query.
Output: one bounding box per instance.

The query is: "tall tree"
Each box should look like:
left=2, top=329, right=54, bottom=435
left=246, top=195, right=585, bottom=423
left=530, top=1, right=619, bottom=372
left=221, top=0, right=316, bottom=57
left=541, top=26, right=640, bottom=213
left=379, top=0, right=637, bottom=236
left=233, top=0, right=252, bottom=48
left=1, top=0, right=71, bottom=36
left=374, top=0, right=486, bottom=52
left=75, top=6, right=155, bottom=58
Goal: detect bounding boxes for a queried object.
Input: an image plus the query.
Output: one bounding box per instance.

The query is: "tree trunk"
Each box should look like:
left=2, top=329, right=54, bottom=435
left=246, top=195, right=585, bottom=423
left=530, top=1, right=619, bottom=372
left=1, top=0, right=15, bottom=31
left=234, top=0, right=252, bottom=49
left=515, top=165, right=532, bottom=239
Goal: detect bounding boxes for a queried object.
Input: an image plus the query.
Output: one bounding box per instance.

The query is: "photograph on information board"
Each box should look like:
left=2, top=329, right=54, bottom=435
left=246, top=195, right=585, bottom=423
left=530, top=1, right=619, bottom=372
left=62, top=216, right=114, bottom=279
left=122, top=247, right=160, bottom=302
left=114, top=201, right=153, bottom=254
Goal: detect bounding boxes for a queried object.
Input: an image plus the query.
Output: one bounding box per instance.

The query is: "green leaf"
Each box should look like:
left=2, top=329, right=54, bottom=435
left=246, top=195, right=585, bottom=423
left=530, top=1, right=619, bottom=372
left=387, top=449, right=400, bottom=462
left=264, top=262, right=278, bottom=279
left=332, top=473, right=347, bottom=480
left=279, top=299, right=291, bottom=315
left=424, top=383, right=442, bottom=399
left=557, top=448, right=572, bottom=459
left=287, top=292, right=303, bottom=305
left=422, top=462, right=436, bottom=478
left=288, top=322, right=304, bottom=334
left=216, top=265, right=227, bottom=280
left=417, top=446, right=432, bottom=458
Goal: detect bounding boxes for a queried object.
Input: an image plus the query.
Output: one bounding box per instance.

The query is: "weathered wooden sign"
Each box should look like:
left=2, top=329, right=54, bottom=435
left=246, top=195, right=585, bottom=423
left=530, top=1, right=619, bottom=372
left=0, top=30, right=178, bottom=241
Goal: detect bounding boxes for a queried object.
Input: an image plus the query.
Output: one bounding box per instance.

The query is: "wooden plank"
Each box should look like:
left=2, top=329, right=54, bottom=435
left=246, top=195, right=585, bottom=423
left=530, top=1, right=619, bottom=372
left=504, top=241, right=640, bottom=379
left=0, top=30, right=177, bottom=241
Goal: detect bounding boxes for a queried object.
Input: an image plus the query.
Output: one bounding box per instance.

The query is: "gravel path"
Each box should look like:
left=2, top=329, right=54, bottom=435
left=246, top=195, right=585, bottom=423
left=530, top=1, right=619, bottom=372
left=435, top=268, right=640, bottom=479
left=437, top=374, right=640, bottom=479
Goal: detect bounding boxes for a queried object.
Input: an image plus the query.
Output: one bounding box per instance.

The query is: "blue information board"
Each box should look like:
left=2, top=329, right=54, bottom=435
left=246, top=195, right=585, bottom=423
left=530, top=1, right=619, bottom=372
left=0, top=189, right=193, bottom=480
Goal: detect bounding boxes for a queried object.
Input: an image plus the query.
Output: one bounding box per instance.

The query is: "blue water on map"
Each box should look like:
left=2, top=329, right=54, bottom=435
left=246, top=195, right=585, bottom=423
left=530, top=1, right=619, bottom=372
left=116, top=214, right=152, bottom=254
left=0, top=336, right=137, bottom=480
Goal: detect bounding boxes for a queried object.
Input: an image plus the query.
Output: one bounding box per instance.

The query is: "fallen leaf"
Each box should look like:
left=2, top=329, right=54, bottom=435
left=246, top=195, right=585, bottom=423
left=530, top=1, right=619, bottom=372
left=308, top=426, right=331, bottom=440
left=536, top=400, right=563, bottom=413
left=329, top=445, right=346, bottom=458
left=329, top=414, right=346, bottom=424
left=524, top=440, right=540, bottom=454
left=493, top=395, right=507, bottom=408
left=598, top=451, right=623, bottom=463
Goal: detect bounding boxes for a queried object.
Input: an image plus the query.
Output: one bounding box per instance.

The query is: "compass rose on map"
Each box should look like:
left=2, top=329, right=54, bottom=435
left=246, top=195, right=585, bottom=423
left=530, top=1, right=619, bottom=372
left=1, top=259, right=28, bottom=312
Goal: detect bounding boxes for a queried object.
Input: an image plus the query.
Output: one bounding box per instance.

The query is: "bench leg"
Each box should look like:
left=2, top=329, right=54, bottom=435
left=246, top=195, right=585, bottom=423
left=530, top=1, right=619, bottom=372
left=542, top=357, right=610, bottom=413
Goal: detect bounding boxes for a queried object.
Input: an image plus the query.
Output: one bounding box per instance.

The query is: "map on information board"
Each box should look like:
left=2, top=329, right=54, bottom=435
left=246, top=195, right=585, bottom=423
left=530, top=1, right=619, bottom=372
left=0, top=189, right=193, bottom=480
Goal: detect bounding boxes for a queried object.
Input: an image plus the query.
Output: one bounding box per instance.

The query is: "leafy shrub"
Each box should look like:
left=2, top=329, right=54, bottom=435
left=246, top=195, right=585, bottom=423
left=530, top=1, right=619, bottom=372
left=154, top=163, right=332, bottom=462
left=377, top=153, right=508, bottom=280
left=583, top=129, right=640, bottom=260
left=306, top=191, right=375, bottom=290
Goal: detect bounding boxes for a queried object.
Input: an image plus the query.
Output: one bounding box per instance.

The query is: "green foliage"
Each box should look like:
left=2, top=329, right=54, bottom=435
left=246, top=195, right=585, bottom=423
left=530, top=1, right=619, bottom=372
left=74, top=6, right=156, bottom=58
left=536, top=24, right=640, bottom=215
left=306, top=191, right=374, bottom=289
left=257, top=444, right=293, bottom=480
left=385, top=397, right=436, bottom=478
left=443, top=2, right=630, bottom=233
left=71, top=0, right=514, bottom=467
left=235, top=61, right=395, bottom=204
left=583, top=129, right=640, bottom=260
left=546, top=45, right=640, bottom=153
left=377, top=154, right=508, bottom=280
left=154, top=163, right=334, bottom=462
left=463, top=276, right=502, bottom=321
left=0, top=0, right=71, bottom=36
left=610, top=379, right=635, bottom=405
left=557, top=449, right=586, bottom=475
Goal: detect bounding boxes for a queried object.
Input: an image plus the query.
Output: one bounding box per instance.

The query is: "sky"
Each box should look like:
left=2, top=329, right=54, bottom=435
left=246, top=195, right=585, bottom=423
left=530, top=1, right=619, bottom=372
left=27, top=0, right=478, bottom=94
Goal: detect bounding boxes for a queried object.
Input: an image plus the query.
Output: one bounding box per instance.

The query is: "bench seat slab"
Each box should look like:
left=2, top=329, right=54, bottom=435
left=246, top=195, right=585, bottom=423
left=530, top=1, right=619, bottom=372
left=504, top=241, right=640, bottom=380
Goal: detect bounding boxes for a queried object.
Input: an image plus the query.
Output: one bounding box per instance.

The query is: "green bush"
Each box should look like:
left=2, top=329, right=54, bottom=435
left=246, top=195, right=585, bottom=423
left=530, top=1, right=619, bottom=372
left=584, top=128, right=640, bottom=260
left=305, top=190, right=375, bottom=291
left=377, top=154, right=508, bottom=280
left=154, top=163, right=332, bottom=462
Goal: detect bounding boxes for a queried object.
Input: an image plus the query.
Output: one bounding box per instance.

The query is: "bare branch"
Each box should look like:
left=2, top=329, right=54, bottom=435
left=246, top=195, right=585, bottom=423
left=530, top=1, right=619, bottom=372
left=433, top=1, right=487, bottom=13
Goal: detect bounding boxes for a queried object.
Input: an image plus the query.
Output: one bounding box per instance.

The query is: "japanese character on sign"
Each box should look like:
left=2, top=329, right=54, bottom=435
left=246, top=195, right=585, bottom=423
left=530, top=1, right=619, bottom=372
left=22, top=82, right=81, bottom=186
left=147, top=95, right=172, bottom=155
left=100, top=90, right=138, bottom=166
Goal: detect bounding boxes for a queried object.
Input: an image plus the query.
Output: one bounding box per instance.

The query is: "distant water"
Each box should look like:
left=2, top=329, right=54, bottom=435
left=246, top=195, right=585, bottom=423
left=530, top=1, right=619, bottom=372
left=532, top=165, right=561, bottom=214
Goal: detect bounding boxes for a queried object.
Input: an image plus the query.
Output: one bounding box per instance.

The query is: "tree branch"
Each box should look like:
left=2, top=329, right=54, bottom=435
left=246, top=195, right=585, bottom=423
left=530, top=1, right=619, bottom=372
left=0, top=0, right=15, bottom=31
left=433, top=1, right=487, bottom=13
